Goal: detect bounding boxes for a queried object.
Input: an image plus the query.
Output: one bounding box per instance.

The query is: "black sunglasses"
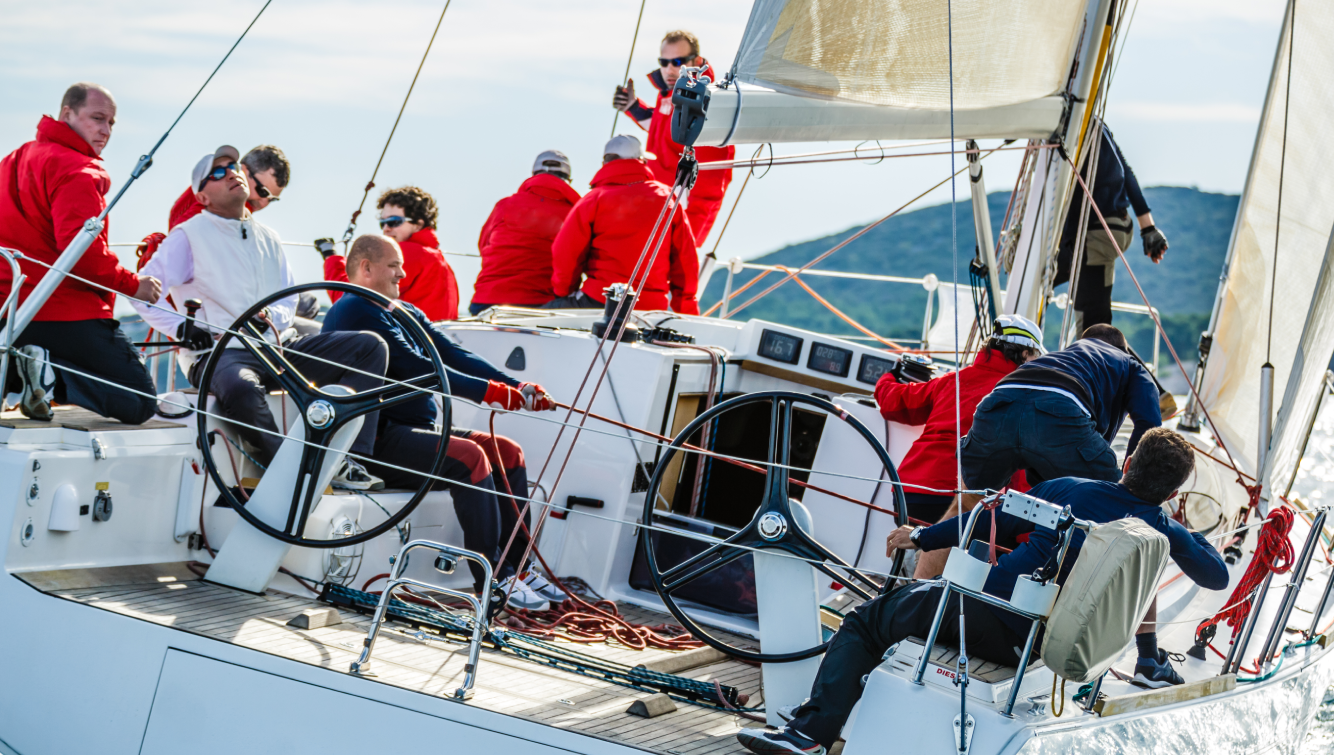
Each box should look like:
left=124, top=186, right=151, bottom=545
left=197, top=161, right=238, bottom=191
left=658, top=56, right=694, bottom=67
left=378, top=215, right=409, bottom=229
left=252, top=174, right=280, bottom=202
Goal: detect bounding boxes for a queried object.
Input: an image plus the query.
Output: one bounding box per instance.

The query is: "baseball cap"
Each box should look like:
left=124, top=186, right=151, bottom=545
left=993, top=314, right=1045, bottom=354
left=603, top=134, right=655, bottom=162
left=190, top=145, right=241, bottom=192
left=532, top=149, right=572, bottom=179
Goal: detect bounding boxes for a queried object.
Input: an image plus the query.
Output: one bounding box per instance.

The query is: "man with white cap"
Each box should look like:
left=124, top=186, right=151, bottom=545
left=548, top=134, right=699, bottom=314
left=167, top=144, right=289, bottom=230
left=470, top=149, right=582, bottom=314
left=132, top=148, right=390, bottom=489
left=961, top=322, right=1162, bottom=493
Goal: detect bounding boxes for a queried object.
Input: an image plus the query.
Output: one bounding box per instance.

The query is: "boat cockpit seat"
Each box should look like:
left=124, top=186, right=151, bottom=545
left=878, top=637, right=1053, bottom=707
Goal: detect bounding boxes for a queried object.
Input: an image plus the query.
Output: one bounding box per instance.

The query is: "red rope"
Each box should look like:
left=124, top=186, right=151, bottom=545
left=1198, top=507, right=1296, bottom=645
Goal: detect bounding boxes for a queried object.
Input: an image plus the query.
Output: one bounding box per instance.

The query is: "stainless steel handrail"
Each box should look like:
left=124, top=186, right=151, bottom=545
left=350, top=539, right=493, bottom=700
left=0, top=247, right=28, bottom=401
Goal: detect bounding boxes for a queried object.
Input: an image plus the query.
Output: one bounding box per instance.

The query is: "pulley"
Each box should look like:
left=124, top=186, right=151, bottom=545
left=670, top=67, right=711, bottom=148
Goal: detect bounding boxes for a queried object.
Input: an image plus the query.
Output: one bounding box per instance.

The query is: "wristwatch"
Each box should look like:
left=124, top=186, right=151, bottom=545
left=908, top=526, right=926, bottom=548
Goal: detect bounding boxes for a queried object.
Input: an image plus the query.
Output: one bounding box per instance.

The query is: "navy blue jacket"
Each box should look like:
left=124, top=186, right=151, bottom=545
left=919, top=478, right=1228, bottom=634
left=999, top=338, right=1161, bottom=454
left=1079, top=125, right=1150, bottom=221
left=321, top=293, right=517, bottom=428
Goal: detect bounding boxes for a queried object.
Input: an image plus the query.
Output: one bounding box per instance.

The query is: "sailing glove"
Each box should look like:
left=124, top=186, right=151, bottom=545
left=612, top=81, right=636, bottom=111
left=314, top=238, right=337, bottom=259
left=483, top=381, right=526, bottom=411
left=247, top=308, right=272, bottom=335
left=175, top=321, right=214, bottom=351
left=1141, top=225, right=1168, bottom=262
left=518, top=382, right=556, bottom=412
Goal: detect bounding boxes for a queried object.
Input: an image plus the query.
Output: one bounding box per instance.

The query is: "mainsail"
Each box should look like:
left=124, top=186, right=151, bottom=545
left=1194, top=0, right=1334, bottom=476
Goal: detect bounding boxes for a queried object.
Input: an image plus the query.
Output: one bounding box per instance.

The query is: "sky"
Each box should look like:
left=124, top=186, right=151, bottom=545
left=0, top=0, right=1287, bottom=307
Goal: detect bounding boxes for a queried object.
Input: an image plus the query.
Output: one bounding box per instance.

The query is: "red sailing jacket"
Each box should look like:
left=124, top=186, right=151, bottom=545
left=325, top=227, right=460, bottom=321
left=875, top=349, right=1030, bottom=494
left=0, top=116, right=140, bottom=321
left=168, top=186, right=254, bottom=230
left=551, top=159, right=699, bottom=314
left=473, top=173, right=582, bottom=306
left=623, top=63, right=735, bottom=244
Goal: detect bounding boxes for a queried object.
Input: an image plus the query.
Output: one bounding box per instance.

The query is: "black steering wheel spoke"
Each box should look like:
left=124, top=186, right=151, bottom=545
left=640, top=390, right=909, bottom=664
left=197, top=281, right=452, bottom=550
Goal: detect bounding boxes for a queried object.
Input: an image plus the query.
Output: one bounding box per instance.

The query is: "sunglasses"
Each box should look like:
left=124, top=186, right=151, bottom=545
left=658, top=56, right=694, bottom=67
left=378, top=215, right=409, bottom=229
left=252, top=174, right=280, bottom=202
left=197, top=161, right=238, bottom=191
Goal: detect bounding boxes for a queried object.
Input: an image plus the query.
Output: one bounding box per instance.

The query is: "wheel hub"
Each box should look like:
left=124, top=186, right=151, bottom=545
left=306, top=399, right=336, bottom=429
left=757, top=512, right=788, bottom=541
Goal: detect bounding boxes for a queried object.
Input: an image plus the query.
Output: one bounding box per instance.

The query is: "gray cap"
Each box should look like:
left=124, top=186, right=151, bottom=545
left=190, top=145, right=240, bottom=192
left=532, top=149, right=572, bottom=178
left=603, top=134, right=655, bottom=162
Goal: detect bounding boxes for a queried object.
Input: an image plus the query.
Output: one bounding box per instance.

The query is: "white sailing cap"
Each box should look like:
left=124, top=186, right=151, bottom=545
left=604, top=134, right=655, bottom=162
left=532, top=149, right=572, bottom=178
left=993, top=314, right=1045, bottom=354
left=190, top=145, right=240, bottom=192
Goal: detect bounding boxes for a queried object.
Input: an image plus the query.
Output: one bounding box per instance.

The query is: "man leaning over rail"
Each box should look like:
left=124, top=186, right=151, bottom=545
left=736, top=428, right=1227, bottom=755
left=322, top=234, right=562, bottom=611
left=133, top=149, right=389, bottom=490
left=0, top=82, right=162, bottom=424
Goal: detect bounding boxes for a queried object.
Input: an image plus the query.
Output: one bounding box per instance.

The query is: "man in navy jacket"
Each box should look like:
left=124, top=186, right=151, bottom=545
left=322, top=234, right=562, bottom=610
left=960, top=324, right=1160, bottom=492
left=738, top=428, right=1226, bottom=755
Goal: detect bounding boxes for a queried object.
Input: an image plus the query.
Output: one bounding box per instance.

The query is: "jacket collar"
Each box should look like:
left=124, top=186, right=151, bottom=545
left=590, top=159, right=656, bottom=188
left=36, top=115, right=98, bottom=159
left=406, top=227, right=439, bottom=249
left=646, top=60, right=717, bottom=97
left=521, top=172, right=582, bottom=203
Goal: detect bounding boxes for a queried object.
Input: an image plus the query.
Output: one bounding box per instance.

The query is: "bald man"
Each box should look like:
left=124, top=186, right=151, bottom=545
left=0, top=82, right=161, bottom=424
left=322, top=234, right=561, bottom=611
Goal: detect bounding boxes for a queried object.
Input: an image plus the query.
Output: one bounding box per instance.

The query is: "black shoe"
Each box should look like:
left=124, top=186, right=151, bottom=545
left=1132, top=649, right=1186, bottom=688
left=736, top=727, right=825, bottom=754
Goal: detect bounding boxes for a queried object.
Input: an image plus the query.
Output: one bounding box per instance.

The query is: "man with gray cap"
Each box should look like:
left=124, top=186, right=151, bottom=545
left=167, top=144, right=289, bottom=230
left=470, top=150, right=581, bottom=315
left=133, top=149, right=390, bottom=490
left=549, top=135, right=699, bottom=314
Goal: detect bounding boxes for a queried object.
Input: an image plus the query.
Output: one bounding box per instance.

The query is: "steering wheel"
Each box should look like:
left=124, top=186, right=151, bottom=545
left=640, top=391, right=907, bottom=662
left=195, top=281, right=451, bottom=549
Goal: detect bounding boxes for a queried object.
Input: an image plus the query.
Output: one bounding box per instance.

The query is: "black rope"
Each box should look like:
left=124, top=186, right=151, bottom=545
left=610, top=0, right=649, bottom=140
left=103, top=0, right=274, bottom=215
left=1267, top=0, right=1296, bottom=362
left=341, top=0, right=454, bottom=249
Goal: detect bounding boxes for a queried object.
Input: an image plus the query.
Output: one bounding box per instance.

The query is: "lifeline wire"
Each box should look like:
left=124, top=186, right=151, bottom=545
left=1267, top=0, right=1296, bottom=363
left=340, top=0, right=453, bottom=249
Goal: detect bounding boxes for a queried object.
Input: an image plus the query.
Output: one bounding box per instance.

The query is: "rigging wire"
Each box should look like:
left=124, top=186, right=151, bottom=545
left=339, top=0, right=454, bottom=250
left=610, top=0, right=649, bottom=140
left=1267, top=0, right=1297, bottom=363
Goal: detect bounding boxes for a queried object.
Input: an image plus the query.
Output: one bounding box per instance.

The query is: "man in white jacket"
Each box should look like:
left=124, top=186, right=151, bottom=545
left=133, top=148, right=389, bottom=490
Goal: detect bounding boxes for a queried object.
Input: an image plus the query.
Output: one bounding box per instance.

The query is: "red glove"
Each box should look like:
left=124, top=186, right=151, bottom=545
left=519, top=382, right=556, bottom=411
left=483, top=381, right=525, bottom=411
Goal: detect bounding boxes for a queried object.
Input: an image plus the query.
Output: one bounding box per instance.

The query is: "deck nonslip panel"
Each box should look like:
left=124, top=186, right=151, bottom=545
left=52, top=579, right=760, bottom=753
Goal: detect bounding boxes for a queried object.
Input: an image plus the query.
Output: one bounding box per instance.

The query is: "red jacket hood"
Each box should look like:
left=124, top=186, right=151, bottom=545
left=406, top=227, right=439, bottom=249
left=520, top=172, right=582, bottom=204
left=37, top=115, right=98, bottom=159
left=590, top=159, right=657, bottom=189
left=647, top=61, right=719, bottom=97
left=972, top=348, right=1021, bottom=373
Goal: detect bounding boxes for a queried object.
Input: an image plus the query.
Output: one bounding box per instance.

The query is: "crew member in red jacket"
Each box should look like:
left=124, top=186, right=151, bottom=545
left=470, top=150, right=581, bottom=315
left=548, top=135, right=699, bottom=314
left=0, top=83, right=162, bottom=424
left=612, top=30, right=735, bottom=245
left=167, top=144, right=288, bottom=230
left=319, top=185, right=460, bottom=321
left=875, top=315, right=1042, bottom=575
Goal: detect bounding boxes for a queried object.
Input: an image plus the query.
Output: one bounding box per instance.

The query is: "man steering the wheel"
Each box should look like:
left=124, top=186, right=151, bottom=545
left=322, top=234, right=563, bottom=611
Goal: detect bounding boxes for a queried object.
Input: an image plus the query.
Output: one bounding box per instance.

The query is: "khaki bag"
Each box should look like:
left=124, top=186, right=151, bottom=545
left=1040, top=517, right=1170, bottom=683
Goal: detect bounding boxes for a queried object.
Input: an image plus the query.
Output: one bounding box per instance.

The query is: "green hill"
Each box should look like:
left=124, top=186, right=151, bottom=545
left=702, top=186, right=1237, bottom=363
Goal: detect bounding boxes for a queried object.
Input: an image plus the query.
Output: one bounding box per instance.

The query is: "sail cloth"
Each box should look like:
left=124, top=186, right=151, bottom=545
left=1196, top=0, right=1334, bottom=476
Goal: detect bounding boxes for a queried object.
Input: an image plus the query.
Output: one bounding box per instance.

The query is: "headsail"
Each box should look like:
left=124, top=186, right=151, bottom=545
left=1193, top=0, right=1334, bottom=475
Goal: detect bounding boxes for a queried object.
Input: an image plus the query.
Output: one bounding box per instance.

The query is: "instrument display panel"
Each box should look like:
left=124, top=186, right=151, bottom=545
left=758, top=328, right=803, bottom=365
left=857, top=354, right=896, bottom=385
left=807, top=342, right=853, bottom=378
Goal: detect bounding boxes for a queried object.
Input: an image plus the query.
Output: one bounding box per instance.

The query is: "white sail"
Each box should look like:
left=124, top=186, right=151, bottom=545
left=697, top=0, right=1102, bottom=146
left=1195, top=0, right=1334, bottom=475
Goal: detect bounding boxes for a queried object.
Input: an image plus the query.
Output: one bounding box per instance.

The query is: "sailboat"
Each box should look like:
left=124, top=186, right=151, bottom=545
left=2, top=0, right=1333, bottom=753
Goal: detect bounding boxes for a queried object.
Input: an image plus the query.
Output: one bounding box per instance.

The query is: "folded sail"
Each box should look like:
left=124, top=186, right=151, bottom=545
left=1195, top=0, right=1334, bottom=474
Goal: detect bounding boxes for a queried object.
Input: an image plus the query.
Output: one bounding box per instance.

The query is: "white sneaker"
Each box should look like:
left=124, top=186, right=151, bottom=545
left=16, top=345, right=55, bottom=421
left=331, top=458, right=384, bottom=491
left=499, top=575, right=550, bottom=612
left=521, top=571, right=566, bottom=602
